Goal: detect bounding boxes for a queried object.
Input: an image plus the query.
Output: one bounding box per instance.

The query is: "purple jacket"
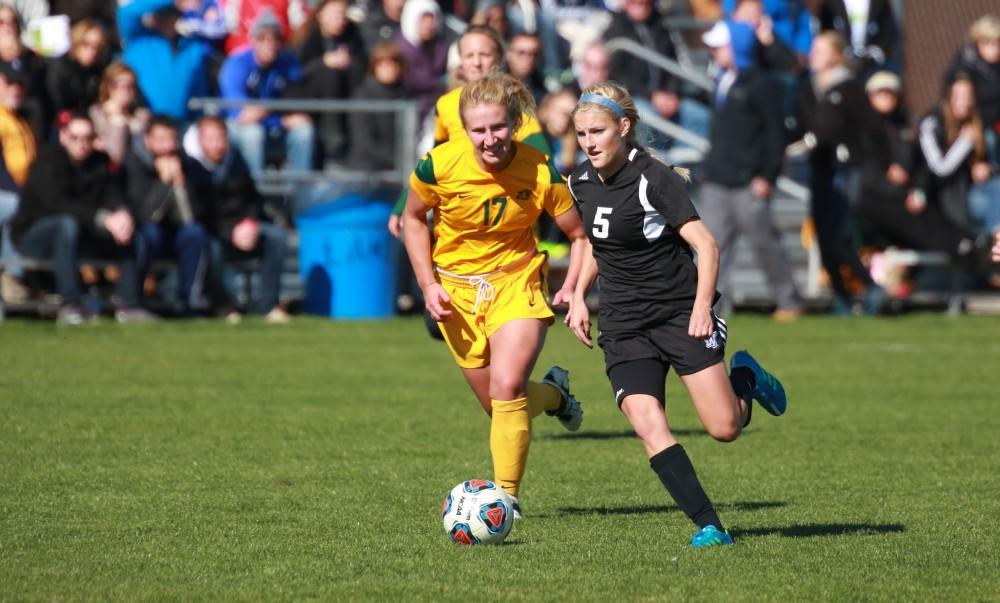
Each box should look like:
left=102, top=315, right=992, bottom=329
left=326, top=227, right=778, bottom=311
left=395, top=32, right=448, bottom=121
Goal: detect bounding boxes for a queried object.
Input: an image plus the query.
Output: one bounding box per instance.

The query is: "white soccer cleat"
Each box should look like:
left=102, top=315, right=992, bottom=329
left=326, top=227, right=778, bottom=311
left=510, top=495, right=522, bottom=520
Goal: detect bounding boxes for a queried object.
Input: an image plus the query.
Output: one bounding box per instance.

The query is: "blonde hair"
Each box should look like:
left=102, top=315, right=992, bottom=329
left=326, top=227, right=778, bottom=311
left=815, top=30, right=847, bottom=63
left=458, top=25, right=505, bottom=60
left=97, top=61, right=137, bottom=104
left=459, top=70, right=535, bottom=134
left=970, top=14, right=1000, bottom=42
left=70, top=18, right=106, bottom=58
left=572, top=82, right=690, bottom=181
left=572, top=81, right=640, bottom=141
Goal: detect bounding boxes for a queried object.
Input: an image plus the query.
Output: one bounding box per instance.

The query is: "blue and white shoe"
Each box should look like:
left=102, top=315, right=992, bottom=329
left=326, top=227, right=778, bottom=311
left=690, top=525, right=734, bottom=548
left=731, top=350, right=787, bottom=417
left=542, top=366, right=583, bottom=431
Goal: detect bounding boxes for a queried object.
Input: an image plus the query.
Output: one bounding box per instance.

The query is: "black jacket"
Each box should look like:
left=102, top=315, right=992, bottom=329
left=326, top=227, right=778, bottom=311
left=790, top=67, right=877, bottom=167
left=348, top=76, right=404, bottom=171
left=946, top=44, right=1000, bottom=130
left=11, top=143, right=124, bottom=244
left=45, top=55, right=106, bottom=116
left=756, top=36, right=800, bottom=73
left=120, top=141, right=204, bottom=225
left=703, top=67, right=784, bottom=186
left=819, top=0, right=897, bottom=64
left=359, top=5, right=401, bottom=51
left=603, top=10, right=679, bottom=98
left=859, top=106, right=912, bottom=201
left=187, top=148, right=264, bottom=238
left=914, top=108, right=978, bottom=227
left=295, top=21, right=368, bottom=96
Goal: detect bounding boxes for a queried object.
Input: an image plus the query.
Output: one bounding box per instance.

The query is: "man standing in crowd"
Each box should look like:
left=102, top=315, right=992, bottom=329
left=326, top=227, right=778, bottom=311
left=10, top=112, right=153, bottom=324
left=697, top=21, right=802, bottom=320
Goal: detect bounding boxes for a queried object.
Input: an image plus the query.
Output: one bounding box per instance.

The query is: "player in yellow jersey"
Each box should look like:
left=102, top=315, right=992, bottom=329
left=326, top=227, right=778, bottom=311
left=432, top=25, right=550, bottom=154
left=402, top=73, right=588, bottom=516
left=388, top=25, right=551, bottom=236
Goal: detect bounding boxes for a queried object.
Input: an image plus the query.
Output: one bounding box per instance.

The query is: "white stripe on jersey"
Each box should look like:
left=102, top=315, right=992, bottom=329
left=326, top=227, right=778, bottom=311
left=637, top=175, right=666, bottom=242
left=628, top=148, right=638, bottom=160
left=567, top=173, right=578, bottom=202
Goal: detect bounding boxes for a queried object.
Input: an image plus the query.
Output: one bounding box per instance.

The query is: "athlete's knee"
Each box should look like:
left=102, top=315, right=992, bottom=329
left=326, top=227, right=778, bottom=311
left=489, top=372, right=527, bottom=401
left=706, top=419, right=741, bottom=443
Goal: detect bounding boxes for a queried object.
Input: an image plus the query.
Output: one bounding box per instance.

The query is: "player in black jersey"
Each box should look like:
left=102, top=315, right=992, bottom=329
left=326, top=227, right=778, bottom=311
left=563, top=82, right=789, bottom=548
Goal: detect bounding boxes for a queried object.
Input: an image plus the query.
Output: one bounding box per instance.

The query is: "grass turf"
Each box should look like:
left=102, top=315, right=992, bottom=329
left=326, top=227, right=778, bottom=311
left=1, top=314, right=999, bottom=601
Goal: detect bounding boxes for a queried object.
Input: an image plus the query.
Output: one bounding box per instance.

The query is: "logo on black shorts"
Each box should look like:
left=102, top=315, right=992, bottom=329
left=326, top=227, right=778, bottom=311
left=705, top=331, right=721, bottom=349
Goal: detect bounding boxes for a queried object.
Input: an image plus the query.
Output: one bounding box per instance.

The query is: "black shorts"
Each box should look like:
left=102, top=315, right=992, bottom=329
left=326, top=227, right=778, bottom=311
left=599, top=309, right=727, bottom=406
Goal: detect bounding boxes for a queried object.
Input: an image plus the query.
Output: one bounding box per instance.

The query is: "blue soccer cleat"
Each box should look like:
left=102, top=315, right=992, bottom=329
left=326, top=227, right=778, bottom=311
left=731, top=350, right=787, bottom=417
left=690, top=525, right=734, bottom=548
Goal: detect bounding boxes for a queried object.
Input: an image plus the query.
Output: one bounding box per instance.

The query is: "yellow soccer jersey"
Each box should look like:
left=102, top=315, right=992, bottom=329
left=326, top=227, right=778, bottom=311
left=433, top=86, right=552, bottom=156
left=409, top=138, right=574, bottom=275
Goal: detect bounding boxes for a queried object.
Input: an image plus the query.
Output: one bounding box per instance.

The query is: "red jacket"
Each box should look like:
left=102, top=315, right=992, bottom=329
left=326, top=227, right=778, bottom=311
left=222, top=0, right=310, bottom=54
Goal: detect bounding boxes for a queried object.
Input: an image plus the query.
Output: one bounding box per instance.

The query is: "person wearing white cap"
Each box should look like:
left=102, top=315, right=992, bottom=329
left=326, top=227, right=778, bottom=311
left=697, top=20, right=803, bottom=320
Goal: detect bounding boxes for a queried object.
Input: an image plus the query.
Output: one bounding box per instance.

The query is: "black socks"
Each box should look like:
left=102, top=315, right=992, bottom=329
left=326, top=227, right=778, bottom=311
left=650, top=444, right=723, bottom=531
left=730, top=365, right=755, bottom=427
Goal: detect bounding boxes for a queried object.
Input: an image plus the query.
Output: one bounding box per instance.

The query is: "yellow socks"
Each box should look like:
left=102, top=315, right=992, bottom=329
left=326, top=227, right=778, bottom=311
left=490, top=397, right=531, bottom=497
left=526, top=380, right=561, bottom=418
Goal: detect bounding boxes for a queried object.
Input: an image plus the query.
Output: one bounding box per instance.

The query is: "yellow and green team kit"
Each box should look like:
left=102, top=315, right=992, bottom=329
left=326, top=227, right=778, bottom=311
left=392, top=85, right=554, bottom=216
left=409, top=136, right=572, bottom=497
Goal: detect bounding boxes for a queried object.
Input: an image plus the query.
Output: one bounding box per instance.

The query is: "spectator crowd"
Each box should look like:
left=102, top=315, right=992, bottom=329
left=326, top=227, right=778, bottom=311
left=0, top=0, right=996, bottom=322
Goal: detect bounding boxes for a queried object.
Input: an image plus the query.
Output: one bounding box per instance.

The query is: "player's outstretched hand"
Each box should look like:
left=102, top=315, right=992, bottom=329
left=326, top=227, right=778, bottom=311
left=551, top=287, right=573, bottom=308
left=992, top=232, right=1000, bottom=264
left=688, top=304, right=714, bottom=340
left=565, top=299, right=593, bottom=348
left=423, top=283, right=452, bottom=321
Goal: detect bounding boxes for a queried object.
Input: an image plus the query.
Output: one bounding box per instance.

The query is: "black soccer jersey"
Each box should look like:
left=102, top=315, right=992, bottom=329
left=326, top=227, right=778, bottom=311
left=568, top=147, right=705, bottom=331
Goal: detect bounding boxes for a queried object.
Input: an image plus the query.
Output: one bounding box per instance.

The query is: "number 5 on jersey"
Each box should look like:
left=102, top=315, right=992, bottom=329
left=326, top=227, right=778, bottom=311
left=593, top=206, right=612, bottom=238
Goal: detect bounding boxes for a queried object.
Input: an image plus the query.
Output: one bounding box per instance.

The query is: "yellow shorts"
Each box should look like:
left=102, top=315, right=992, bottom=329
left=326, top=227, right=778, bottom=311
left=435, top=253, right=554, bottom=369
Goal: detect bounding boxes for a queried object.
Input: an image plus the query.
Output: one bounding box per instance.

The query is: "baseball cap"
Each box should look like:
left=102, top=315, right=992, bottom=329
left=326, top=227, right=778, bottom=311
left=865, top=71, right=900, bottom=94
left=251, top=8, right=282, bottom=38
left=702, top=21, right=730, bottom=48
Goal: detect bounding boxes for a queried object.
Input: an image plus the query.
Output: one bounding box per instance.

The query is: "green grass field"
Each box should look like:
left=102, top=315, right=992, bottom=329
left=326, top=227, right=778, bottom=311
left=2, top=314, right=999, bottom=601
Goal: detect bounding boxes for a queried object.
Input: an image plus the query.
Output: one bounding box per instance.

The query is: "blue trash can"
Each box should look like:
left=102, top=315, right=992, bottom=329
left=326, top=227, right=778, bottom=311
left=295, top=194, right=398, bottom=319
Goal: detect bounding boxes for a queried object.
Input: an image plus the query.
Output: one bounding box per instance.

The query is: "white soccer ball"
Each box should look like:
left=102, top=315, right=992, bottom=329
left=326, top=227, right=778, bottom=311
left=440, top=479, right=514, bottom=545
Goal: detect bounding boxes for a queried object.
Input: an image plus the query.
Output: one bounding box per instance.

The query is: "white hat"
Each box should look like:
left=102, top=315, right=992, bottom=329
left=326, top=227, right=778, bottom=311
left=702, top=21, right=730, bottom=48
left=865, top=71, right=901, bottom=94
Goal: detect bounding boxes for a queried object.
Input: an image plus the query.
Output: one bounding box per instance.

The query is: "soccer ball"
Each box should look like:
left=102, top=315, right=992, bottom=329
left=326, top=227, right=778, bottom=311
left=441, top=479, right=514, bottom=545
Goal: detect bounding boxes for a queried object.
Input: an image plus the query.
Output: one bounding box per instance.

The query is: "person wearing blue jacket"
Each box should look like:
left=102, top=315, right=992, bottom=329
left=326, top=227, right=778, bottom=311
left=218, top=9, right=315, bottom=174
left=723, top=0, right=812, bottom=59
left=118, top=0, right=214, bottom=124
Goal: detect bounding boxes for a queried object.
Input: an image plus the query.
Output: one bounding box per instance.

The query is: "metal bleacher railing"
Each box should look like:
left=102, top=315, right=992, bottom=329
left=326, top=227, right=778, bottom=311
left=605, top=35, right=827, bottom=305
left=188, top=97, right=420, bottom=191
left=187, top=97, right=421, bottom=308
